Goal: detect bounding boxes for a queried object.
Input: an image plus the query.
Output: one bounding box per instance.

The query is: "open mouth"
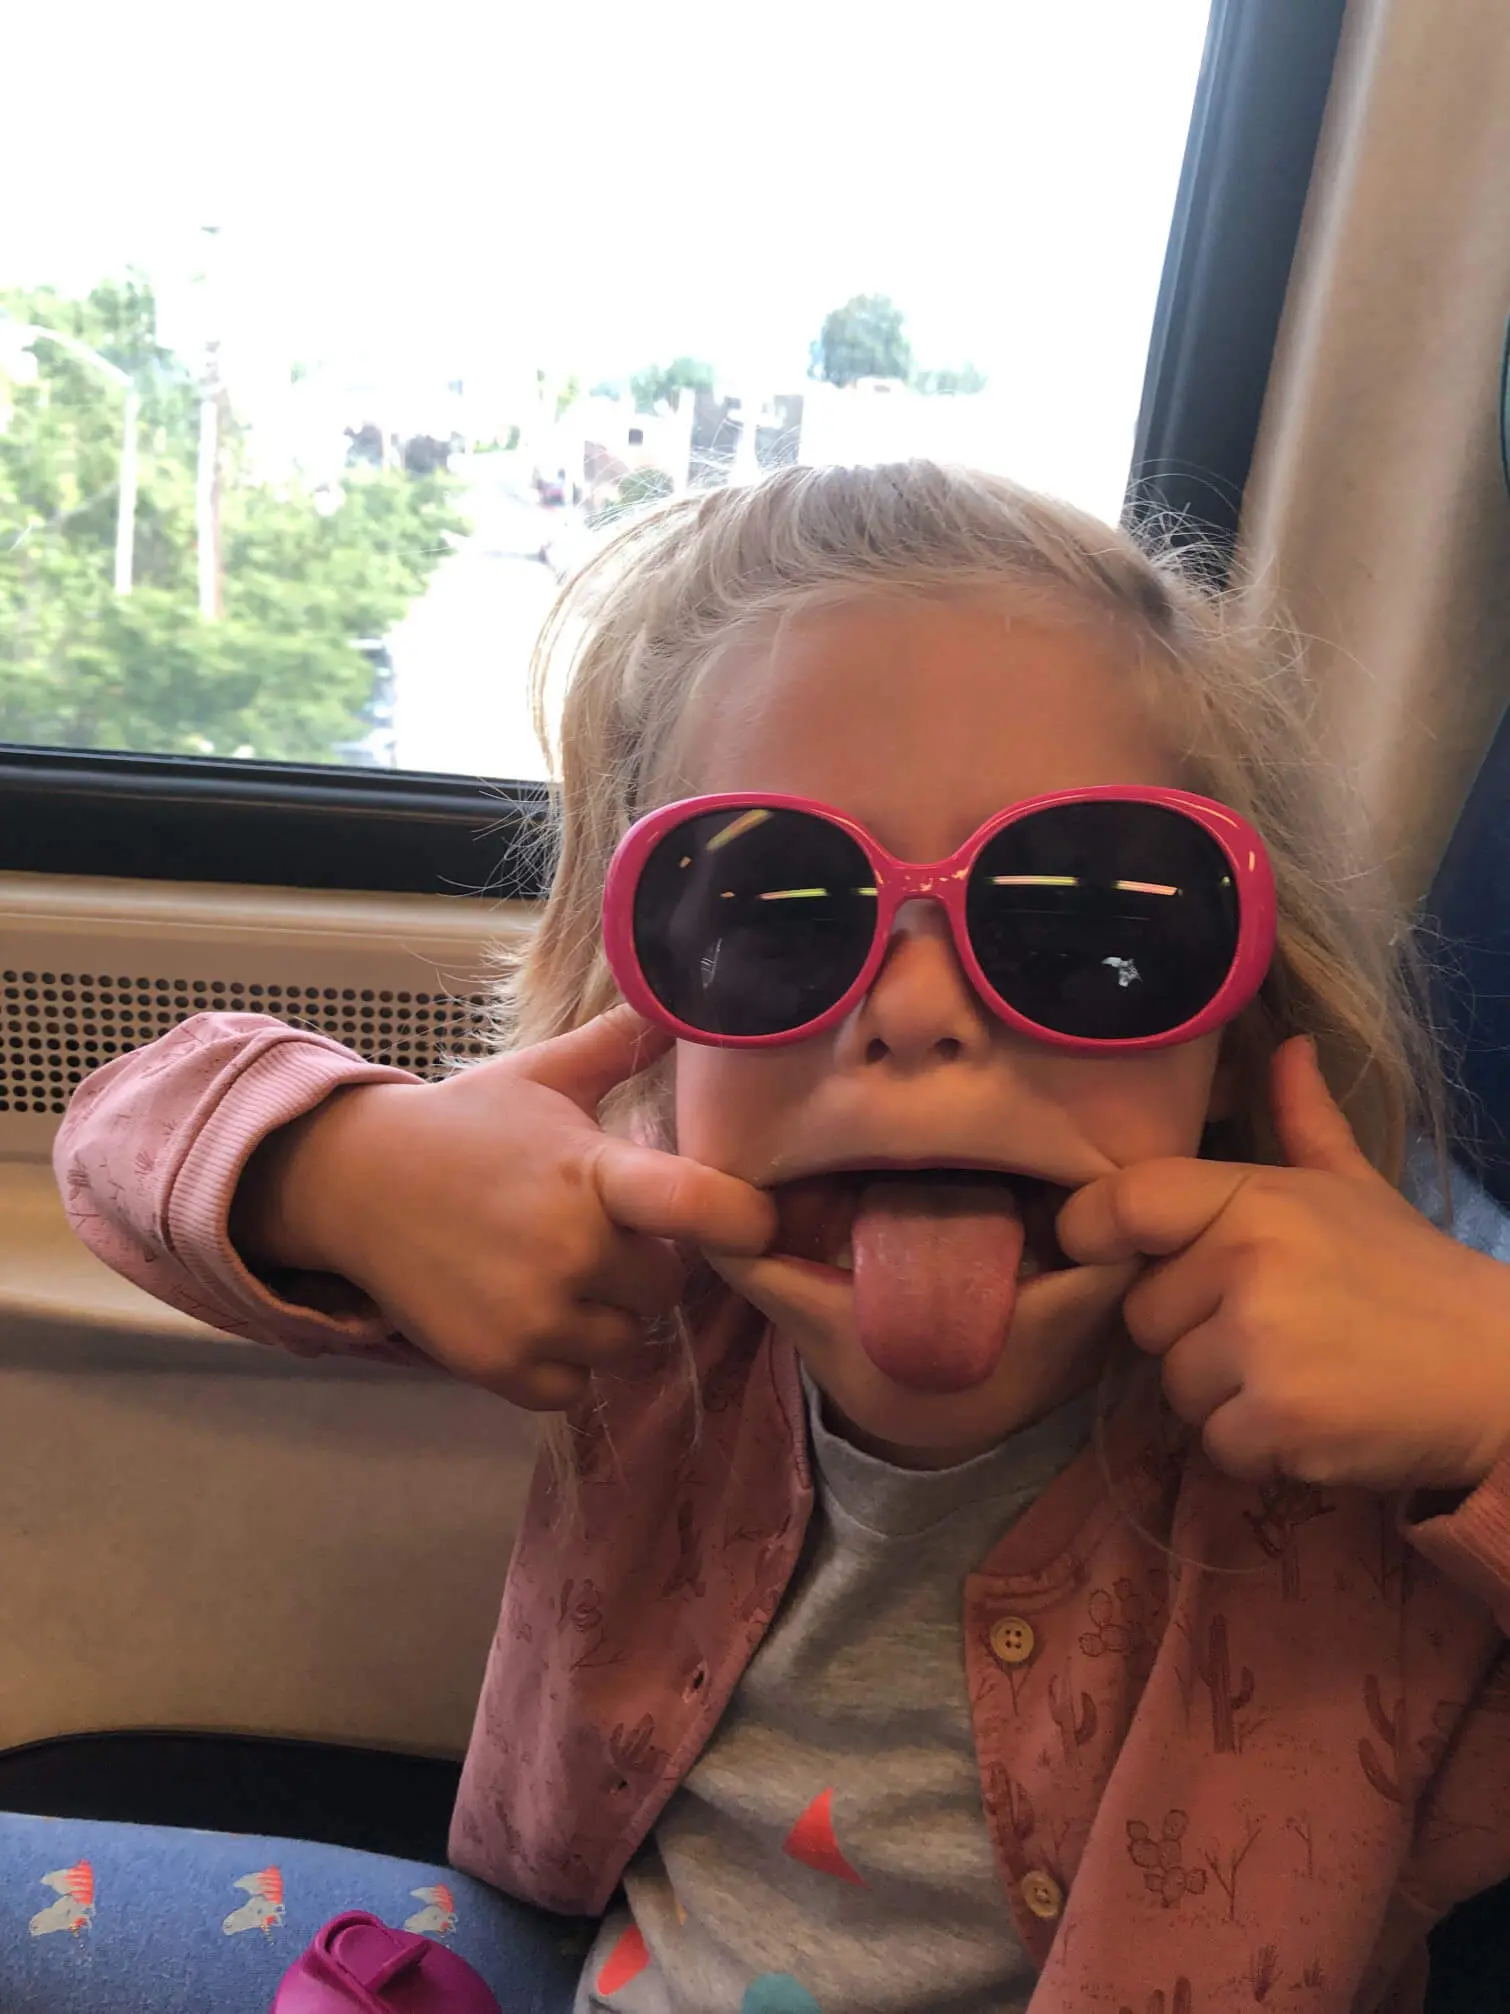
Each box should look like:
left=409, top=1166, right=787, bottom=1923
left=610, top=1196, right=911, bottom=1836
left=771, top=1166, right=1074, bottom=1280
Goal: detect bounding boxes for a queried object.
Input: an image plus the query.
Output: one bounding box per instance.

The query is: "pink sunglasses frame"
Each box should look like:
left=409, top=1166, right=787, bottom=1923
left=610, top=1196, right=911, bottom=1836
left=602, top=785, right=1277, bottom=1055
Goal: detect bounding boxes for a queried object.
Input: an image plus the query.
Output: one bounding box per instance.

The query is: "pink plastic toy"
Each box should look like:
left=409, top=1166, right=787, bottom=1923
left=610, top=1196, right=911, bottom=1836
left=271, top=1911, right=502, bottom=2013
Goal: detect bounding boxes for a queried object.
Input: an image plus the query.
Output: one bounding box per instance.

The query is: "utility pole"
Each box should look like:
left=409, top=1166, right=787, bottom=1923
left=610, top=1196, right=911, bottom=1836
left=0, top=320, right=139, bottom=593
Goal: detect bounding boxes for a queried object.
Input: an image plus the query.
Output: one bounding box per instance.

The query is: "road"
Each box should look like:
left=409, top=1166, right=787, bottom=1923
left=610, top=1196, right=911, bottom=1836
left=388, top=464, right=564, bottom=781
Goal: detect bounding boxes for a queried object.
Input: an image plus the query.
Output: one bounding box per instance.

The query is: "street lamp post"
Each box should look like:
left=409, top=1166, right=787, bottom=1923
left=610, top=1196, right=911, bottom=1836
left=1, top=320, right=140, bottom=594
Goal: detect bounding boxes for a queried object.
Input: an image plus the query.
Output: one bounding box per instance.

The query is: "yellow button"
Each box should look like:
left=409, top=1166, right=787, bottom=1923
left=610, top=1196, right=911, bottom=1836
left=989, top=1616, right=1036, bottom=1667
left=1020, top=1869, right=1064, bottom=1921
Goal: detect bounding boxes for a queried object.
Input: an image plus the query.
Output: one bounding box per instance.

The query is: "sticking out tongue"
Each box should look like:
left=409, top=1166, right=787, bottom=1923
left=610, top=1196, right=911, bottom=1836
left=851, top=1176, right=1026, bottom=1394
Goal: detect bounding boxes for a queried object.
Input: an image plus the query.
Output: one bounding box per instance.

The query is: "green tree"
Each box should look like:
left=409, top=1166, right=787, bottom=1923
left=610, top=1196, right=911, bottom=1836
left=914, top=362, right=988, bottom=396
left=585, top=466, right=675, bottom=531
left=0, top=277, right=467, bottom=760
left=616, top=468, right=674, bottom=507
left=537, top=367, right=582, bottom=421
left=808, top=294, right=913, bottom=387
left=629, top=356, right=714, bottom=415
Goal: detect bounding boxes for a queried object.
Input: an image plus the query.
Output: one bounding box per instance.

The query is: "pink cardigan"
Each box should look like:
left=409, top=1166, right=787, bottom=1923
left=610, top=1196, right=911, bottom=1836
left=55, top=1013, right=1510, bottom=2013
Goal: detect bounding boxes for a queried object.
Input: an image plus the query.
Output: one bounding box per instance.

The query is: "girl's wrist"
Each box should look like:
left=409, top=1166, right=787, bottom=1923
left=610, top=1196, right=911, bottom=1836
left=230, top=1082, right=399, bottom=1279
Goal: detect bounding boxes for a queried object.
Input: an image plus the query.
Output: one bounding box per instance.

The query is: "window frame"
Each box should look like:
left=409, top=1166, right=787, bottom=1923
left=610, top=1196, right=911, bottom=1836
left=0, top=0, right=1348, bottom=899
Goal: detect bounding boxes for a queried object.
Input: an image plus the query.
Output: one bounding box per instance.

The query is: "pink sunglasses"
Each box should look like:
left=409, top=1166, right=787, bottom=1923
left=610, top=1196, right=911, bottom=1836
left=603, top=785, right=1276, bottom=1055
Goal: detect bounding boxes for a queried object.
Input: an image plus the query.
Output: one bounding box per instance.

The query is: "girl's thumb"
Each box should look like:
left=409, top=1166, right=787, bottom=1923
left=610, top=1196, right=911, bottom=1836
left=1270, top=1035, right=1376, bottom=1180
left=516, top=1005, right=673, bottom=1115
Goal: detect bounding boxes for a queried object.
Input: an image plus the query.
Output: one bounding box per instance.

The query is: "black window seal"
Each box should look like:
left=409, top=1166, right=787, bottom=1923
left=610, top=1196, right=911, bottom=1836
left=0, top=746, right=553, bottom=898
left=0, top=0, right=1347, bottom=897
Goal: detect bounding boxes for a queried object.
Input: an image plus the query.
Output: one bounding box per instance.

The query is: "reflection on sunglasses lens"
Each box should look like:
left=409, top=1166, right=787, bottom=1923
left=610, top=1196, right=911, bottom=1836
left=967, top=802, right=1240, bottom=1039
left=634, top=808, right=877, bottom=1036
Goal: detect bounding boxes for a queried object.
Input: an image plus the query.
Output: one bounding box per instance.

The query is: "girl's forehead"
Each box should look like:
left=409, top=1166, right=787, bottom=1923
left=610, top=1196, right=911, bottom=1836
left=680, top=596, right=1185, bottom=850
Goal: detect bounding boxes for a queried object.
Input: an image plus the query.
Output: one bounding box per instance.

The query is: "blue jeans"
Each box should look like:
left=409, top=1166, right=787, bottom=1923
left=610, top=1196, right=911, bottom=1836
left=0, top=1810, right=591, bottom=2013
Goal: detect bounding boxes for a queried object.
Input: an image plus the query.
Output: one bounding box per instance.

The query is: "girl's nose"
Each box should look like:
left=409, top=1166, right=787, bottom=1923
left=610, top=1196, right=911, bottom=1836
left=838, top=900, right=995, bottom=1069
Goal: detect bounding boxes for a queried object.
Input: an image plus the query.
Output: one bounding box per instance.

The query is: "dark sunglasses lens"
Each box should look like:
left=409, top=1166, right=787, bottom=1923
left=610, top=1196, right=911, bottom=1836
left=633, top=807, right=878, bottom=1037
left=967, top=801, right=1242, bottom=1040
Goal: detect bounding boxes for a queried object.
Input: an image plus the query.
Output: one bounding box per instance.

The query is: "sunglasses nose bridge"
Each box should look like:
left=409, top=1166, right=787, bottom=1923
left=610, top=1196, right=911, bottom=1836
left=875, top=864, right=978, bottom=989
left=884, top=856, right=968, bottom=898
left=880, top=860, right=971, bottom=936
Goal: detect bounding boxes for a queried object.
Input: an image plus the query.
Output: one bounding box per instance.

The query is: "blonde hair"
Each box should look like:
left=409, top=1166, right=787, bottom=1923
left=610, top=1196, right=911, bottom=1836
left=498, top=460, right=1444, bottom=1180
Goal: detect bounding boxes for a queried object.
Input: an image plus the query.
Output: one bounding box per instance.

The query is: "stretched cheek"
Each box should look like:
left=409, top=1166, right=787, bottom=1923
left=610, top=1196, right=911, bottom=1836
left=1054, top=1041, right=1222, bottom=1164
left=673, top=1047, right=778, bottom=1175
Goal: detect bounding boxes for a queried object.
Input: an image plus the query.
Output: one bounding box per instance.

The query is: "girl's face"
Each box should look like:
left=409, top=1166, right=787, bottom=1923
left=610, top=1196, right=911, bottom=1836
left=673, top=594, right=1225, bottom=1466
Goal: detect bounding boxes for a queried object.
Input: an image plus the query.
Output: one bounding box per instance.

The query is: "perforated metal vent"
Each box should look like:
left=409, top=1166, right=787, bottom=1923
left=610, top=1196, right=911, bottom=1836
left=1, top=968, right=494, bottom=1117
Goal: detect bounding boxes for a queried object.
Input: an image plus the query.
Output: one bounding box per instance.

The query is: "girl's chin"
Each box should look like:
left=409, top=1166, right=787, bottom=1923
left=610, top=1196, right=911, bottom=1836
left=705, top=1250, right=1135, bottom=1466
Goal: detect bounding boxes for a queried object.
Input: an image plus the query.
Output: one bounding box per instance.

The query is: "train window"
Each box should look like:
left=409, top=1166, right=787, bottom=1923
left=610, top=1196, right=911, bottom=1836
left=0, top=3, right=1212, bottom=785
left=0, top=0, right=1348, bottom=892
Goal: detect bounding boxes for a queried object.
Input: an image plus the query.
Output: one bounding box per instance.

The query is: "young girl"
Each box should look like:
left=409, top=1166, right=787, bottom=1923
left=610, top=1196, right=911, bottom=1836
left=54, top=463, right=1510, bottom=2014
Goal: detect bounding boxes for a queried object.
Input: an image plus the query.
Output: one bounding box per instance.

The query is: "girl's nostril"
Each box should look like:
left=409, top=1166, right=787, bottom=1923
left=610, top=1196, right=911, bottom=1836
left=936, top=1037, right=963, bottom=1062
left=865, top=1038, right=888, bottom=1065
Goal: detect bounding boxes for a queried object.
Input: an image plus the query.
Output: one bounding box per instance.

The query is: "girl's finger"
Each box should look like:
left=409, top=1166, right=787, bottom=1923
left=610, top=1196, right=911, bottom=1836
left=551, top=1299, right=661, bottom=1367
left=1199, top=1393, right=1282, bottom=1484
left=580, top=1227, right=686, bottom=1320
left=500, top=1359, right=594, bottom=1413
left=593, top=1136, right=777, bottom=1254
left=1119, top=1239, right=1230, bottom=1355
left=426, top=1301, right=648, bottom=1397
left=1056, top=1156, right=1254, bottom=1267
left=1158, top=1318, right=1245, bottom=1429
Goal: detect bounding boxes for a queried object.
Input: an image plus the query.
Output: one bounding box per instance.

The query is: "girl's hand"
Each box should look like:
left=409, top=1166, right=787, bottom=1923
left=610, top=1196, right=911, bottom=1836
left=1057, top=1037, right=1510, bottom=1492
left=233, top=1005, right=775, bottom=1409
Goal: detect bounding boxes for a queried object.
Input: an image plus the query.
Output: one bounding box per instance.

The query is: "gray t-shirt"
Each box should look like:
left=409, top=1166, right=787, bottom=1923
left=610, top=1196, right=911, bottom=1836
left=576, top=1372, right=1093, bottom=2014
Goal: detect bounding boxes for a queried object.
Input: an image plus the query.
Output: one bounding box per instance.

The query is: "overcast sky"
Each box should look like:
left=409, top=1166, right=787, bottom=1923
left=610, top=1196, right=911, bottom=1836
left=3, top=0, right=1210, bottom=511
